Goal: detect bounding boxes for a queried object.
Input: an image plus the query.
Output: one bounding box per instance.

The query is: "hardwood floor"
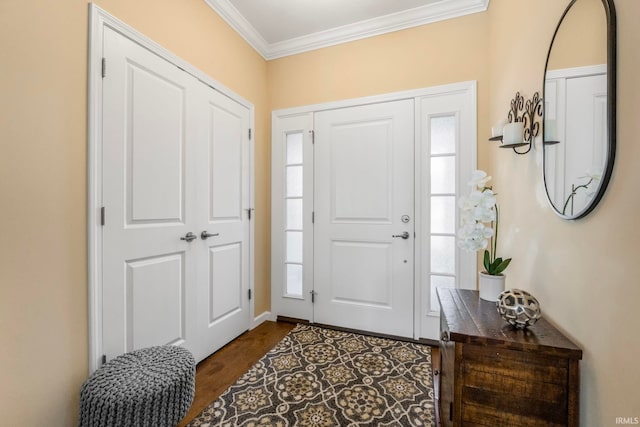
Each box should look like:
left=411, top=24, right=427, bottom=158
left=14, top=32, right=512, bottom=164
left=178, top=320, right=440, bottom=426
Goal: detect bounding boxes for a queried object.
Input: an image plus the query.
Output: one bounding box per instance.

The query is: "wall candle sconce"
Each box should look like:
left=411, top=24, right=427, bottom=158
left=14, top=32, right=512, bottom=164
left=489, top=92, right=557, bottom=155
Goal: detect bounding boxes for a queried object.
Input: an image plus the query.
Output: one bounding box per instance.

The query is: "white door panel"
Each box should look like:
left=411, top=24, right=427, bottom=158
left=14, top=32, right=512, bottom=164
left=208, top=243, right=243, bottom=322
left=330, top=240, right=393, bottom=307
left=330, top=120, right=393, bottom=222
left=125, top=253, right=185, bottom=350
left=195, top=86, right=251, bottom=359
left=314, top=100, right=415, bottom=338
left=208, top=102, right=244, bottom=221
left=102, top=27, right=199, bottom=360
left=127, top=64, right=185, bottom=223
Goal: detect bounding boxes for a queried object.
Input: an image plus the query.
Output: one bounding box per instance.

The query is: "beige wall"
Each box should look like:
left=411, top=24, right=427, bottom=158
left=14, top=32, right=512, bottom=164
left=268, top=13, right=491, bottom=175
left=2, top=0, right=638, bottom=425
left=0, top=0, right=268, bottom=425
left=489, top=0, right=640, bottom=425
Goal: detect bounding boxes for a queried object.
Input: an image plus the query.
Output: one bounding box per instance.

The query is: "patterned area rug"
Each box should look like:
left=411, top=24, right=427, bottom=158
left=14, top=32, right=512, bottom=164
left=187, top=324, right=436, bottom=426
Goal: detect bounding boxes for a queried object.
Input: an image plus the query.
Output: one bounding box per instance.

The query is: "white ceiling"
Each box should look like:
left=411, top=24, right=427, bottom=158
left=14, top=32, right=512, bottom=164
left=204, top=0, right=490, bottom=60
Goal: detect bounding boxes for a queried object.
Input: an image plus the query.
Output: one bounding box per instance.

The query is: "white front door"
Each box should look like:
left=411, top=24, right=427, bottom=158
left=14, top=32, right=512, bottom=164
left=313, top=100, right=415, bottom=338
left=101, top=27, right=251, bottom=363
left=194, top=85, right=251, bottom=360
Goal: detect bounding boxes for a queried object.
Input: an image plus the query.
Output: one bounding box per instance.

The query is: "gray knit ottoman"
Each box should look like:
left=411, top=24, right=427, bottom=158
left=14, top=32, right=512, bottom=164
left=79, top=346, right=195, bottom=427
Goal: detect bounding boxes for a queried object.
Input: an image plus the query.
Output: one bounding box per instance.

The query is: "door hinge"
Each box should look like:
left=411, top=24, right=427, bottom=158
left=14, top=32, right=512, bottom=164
left=248, top=128, right=252, bottom=140
left=101, top=354, right=107, bottom=365
left=248, top=289, right=252, bottom=300
left=309, top=130, right=315, bottom=144
left=312, top=211, right=315, bottom=223
left=310, top=290, right=316, bottom=303
left=100, top=207, right=105, bottom=226
left=101, top=58, right=106, bottom=78
left=246, top=208, right=253, bottom=220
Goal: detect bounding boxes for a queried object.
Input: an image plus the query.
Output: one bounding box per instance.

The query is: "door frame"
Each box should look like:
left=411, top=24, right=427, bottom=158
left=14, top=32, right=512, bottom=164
left=271, top=81, right=477, bottom=339
left=87, top=4, right=255, bottom=373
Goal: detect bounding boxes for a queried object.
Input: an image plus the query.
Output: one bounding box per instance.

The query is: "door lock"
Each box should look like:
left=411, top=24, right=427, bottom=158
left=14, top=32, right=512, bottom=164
left=180, top=232, right=197, bottom=242
left=392, top=232, right=410, bottom=240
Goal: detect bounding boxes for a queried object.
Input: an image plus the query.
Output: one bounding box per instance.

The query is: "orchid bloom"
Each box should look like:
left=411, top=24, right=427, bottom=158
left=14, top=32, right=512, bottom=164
left=457, top=170, right=511, bottom=276
left=468, top=170, right=492, bottom=189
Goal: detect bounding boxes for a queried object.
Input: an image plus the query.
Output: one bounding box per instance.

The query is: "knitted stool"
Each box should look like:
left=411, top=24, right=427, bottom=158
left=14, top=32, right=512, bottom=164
left=79, top=346, right=195, bottom=427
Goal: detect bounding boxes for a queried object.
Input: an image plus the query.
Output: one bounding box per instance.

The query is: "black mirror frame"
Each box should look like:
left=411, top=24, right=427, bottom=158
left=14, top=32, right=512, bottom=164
left=542, top=0, right=617, bottom=220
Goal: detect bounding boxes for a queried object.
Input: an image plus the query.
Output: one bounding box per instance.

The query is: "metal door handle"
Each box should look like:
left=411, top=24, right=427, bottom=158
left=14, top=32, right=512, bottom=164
left=392, top=232, right=410, bottom=240
left=180, top=232, right=197, bottom=242
left=201, top=231, right=219, bottom=240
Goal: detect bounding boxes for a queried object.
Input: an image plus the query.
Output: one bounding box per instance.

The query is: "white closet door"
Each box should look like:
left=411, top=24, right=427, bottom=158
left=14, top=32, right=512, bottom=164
left=101, top=27, right=200, bottom=360
left=101, top=27, right=251, bottom=364
left=314, top=100, right=415, bottom=338
left=194, top=85, right=251, bottom=360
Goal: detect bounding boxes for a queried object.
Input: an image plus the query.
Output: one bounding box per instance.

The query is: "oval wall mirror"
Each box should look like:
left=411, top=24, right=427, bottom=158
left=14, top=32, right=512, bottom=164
left=542, top=0, right=616, bottom=219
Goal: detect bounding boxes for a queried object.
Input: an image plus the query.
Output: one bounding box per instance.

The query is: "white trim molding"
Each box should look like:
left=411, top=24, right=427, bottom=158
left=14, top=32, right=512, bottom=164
left=252, top=311, right=277, bottom=328
left=546, top=64, right=607, bottom=80
left=204, top=0, right=490, bottom=60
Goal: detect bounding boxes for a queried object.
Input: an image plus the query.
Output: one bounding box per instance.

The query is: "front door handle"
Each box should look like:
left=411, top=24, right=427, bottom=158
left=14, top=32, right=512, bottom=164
left=392, top=231, right=410, bottom=240
left=180, top=232, right=197, bottom=242
left=201, top=231, right=219, bottom=240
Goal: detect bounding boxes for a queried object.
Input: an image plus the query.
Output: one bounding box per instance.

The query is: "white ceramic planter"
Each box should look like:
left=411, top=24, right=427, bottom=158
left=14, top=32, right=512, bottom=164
left=479, top=272, right=505, bottom=301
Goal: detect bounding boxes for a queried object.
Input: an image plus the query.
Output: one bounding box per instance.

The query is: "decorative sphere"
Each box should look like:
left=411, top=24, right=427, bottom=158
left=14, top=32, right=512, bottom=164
left=496, top=289, right=542, bottom=329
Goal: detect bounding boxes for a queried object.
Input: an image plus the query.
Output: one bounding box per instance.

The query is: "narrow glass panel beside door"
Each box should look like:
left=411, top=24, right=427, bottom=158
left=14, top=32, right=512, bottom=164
left=428, top=114, right=458, bottom=319
left=286, top=199, right=303, bottom=230
left=285, top=132, right=304, bottom=297
left=430, top=116, right=456, bottom=154
left=430, top=196, right=456, bottom=234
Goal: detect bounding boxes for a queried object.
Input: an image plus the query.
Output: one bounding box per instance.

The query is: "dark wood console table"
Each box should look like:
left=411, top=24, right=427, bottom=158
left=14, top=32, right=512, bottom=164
left=437, top=288, right=582, bottom=426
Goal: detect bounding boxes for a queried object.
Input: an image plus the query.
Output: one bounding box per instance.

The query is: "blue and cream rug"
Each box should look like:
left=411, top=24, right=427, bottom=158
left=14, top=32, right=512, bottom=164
left=187, top=324, right=436, bottom=426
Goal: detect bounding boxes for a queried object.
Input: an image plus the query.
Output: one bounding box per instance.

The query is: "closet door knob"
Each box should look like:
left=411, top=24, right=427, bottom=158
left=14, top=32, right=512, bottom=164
left=201, top=231, right=219, bottom=240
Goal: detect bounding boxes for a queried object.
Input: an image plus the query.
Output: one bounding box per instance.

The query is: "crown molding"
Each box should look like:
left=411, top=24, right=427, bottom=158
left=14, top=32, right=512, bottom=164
left=203, top=0, right=270, bottom=55
left=204, top=0, right=490, bottom=60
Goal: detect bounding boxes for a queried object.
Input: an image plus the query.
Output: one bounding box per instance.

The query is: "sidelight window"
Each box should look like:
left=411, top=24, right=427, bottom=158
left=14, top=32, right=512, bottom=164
left=284, top=132, right=304, bottom=297
left=428, top=115, right=458, bottom=311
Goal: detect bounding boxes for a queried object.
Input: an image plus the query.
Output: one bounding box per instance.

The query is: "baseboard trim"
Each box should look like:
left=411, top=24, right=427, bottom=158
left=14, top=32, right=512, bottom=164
left=252, top=311, right=276, bottom=328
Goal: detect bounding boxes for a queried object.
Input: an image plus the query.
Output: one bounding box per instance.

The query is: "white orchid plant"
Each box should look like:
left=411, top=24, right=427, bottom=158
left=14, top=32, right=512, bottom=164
left=457, top=170, right=512, bottom=276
